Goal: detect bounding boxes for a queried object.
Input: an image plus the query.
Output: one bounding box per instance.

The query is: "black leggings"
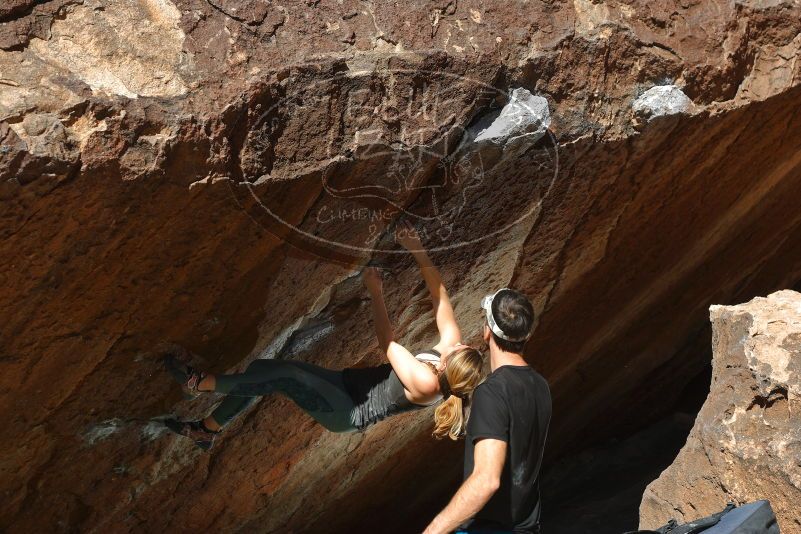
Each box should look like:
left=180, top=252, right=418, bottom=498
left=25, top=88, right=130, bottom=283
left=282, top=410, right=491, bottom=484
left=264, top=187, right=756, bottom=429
left=210, top=359, right=358, bottom=433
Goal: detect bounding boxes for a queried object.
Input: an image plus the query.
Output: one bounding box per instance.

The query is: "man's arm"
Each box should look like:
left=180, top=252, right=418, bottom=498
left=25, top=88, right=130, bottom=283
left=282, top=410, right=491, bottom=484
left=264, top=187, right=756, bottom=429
left=423, top=438, right=507, bottom=534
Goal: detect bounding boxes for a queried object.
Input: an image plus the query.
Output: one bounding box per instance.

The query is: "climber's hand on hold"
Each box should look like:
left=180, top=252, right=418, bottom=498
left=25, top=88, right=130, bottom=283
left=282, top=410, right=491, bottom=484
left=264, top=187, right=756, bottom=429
left=396, top=220, right=424, bottom=251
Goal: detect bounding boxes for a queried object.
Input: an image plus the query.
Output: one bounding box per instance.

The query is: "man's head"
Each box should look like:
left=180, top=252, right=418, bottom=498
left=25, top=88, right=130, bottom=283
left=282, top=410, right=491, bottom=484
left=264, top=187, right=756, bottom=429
left=481, top=288, right=535, bottom=354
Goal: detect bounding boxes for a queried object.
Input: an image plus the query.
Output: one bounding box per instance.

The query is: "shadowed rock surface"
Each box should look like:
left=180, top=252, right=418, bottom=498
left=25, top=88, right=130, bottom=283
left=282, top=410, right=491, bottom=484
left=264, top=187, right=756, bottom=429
left=640, top=290, right=801, bottom=532
left=2, top=1, right=801, bottom=532
left=542, top=412, right=696, bottom=533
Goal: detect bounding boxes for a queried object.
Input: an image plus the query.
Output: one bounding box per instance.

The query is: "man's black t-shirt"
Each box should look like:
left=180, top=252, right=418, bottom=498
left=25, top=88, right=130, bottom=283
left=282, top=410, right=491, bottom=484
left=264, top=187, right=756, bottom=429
left=462, top=365, right=552, bottom=533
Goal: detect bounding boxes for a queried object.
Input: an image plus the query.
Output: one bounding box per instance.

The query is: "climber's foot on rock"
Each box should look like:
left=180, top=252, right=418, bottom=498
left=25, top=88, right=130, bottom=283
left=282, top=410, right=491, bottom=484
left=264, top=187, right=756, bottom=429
left=164, top=353, right=207, bottom=400
left=164, top=419, right=218, bottom=451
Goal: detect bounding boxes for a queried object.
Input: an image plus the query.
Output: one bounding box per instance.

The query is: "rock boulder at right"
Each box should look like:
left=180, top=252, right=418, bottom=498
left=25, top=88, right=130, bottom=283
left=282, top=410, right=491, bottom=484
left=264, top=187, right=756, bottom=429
left=639, top=290, right=801, bottom=532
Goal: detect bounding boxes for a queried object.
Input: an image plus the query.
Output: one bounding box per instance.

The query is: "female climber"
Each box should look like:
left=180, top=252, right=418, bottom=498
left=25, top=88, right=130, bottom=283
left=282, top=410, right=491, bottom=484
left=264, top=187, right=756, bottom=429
left=163, top=222, right=485, bottom=450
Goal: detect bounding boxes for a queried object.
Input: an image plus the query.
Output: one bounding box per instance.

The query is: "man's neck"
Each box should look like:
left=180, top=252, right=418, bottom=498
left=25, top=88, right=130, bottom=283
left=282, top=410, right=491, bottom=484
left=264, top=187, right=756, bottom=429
left=488, top=344, right=528, bottom=372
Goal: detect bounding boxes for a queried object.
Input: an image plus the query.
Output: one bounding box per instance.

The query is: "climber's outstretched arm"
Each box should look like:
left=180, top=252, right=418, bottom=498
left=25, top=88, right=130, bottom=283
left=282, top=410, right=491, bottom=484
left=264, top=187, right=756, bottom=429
left=397, top=221, right=462, bottom=351
left=363, top=267, right=439, bottom=398
left=363, top=267, right=394, bottom=352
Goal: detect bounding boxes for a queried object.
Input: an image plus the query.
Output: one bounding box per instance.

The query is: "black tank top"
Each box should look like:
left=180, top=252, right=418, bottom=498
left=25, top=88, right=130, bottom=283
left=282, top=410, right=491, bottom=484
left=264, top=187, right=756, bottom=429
left=342, top=349, right=441, bottom=431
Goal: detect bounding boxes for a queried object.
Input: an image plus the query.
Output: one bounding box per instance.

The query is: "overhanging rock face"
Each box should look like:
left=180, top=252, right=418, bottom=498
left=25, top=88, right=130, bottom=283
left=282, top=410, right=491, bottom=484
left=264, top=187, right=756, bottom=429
left=640, top=291, right=801, bottom=531
left=2, top=1, right=801, bottom=532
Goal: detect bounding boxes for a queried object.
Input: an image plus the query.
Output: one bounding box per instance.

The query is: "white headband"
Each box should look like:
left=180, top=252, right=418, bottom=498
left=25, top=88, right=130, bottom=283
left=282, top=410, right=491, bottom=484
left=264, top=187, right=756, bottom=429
left=481, top=288, right=531, bottom=342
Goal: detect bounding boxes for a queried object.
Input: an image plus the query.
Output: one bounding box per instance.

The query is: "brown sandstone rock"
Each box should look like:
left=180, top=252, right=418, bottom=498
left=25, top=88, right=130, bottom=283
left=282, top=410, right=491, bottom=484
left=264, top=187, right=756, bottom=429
left=1, top=1, right=801, bottom=532
left=640, top=290, right=801, bottom=532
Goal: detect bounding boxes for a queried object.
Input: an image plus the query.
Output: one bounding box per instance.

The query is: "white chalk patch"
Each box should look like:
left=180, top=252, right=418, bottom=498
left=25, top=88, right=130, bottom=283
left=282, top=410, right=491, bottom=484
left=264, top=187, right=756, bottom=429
left=83, top=418, right=125, bottom=445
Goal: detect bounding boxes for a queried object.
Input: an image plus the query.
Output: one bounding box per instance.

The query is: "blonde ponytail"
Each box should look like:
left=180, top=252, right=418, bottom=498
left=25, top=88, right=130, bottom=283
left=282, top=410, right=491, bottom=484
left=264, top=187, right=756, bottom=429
left=432, top=346, right=485, bottom=440
left=433, top=396, right=466, bottom=440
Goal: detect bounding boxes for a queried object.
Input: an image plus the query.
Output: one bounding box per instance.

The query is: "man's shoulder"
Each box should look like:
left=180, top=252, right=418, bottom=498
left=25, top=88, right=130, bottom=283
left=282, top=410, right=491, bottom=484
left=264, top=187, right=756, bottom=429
left=491, top=365, right=547, bottom=382
left=472, top=367, right=517, bottom=398
left=473, top=374, right=502, bottom=399
left=474, top=368, right=510, bottom=393
left=480, top=366, right=550, bottom=397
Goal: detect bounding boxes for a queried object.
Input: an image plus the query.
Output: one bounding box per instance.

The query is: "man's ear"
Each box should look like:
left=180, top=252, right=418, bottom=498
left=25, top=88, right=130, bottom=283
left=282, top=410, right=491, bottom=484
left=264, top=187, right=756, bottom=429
left=482, top=323, right=491, bottom=343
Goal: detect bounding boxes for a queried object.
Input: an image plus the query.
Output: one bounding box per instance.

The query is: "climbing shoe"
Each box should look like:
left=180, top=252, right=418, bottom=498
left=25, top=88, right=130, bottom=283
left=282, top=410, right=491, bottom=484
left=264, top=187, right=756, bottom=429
left=164, top=419, right=218, bottom=451
left=164, top=353, right=207, bottom=400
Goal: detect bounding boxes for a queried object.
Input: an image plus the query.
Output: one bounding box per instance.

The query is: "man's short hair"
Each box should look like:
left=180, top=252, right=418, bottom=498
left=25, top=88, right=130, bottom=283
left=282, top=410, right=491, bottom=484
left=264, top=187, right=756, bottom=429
left=490, top=289, right=535, bottom=353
